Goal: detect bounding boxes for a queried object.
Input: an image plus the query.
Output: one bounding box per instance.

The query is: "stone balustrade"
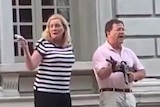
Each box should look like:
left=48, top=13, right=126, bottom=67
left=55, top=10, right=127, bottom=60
left=0, top=62, right=96, bottom=96
left=0, top=62, right=160, bottom=107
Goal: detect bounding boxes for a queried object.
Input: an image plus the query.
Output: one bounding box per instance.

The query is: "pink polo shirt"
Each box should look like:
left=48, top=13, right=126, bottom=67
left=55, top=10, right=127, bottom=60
left=92, top=41, right=145, bottom=89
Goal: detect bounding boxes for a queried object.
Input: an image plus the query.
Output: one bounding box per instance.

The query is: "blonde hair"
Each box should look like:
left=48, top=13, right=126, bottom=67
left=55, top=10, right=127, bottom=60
left=42, top=14, right=72, bottom=46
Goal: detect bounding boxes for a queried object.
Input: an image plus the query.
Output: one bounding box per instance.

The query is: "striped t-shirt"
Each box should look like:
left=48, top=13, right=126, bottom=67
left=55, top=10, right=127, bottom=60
left=33, top=38, right=75, bottom=93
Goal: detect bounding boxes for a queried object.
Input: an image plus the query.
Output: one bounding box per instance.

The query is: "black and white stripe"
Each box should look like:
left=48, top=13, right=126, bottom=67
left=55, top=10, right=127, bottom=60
left=33, top=38, right=75, bottom=93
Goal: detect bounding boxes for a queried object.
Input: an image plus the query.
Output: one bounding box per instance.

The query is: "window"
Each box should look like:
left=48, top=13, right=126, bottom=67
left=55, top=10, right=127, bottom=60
left=12, top=0, right=71, bottom=62
left=12, top=0, right=34, bottom=62
left=41, top=0, right=70, bottom=29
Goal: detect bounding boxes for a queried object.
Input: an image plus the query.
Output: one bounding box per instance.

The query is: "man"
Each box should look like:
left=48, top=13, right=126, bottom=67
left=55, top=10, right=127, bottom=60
left=92, top=19, right=146, bottom=107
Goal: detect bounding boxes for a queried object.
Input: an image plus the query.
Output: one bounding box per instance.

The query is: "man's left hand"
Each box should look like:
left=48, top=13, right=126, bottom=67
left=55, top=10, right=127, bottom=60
left=128, top=72, right=135, bottom=82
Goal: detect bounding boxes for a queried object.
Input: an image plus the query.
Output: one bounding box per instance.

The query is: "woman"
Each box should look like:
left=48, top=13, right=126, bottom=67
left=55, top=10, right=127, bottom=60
left=18, top=14, right=75, bottom=107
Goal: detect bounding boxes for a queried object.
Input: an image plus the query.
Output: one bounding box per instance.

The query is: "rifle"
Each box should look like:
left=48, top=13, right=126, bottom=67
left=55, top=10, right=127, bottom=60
left=118, top=61, right=136, bottom=84
left=106, top=57, right=135, bottom=84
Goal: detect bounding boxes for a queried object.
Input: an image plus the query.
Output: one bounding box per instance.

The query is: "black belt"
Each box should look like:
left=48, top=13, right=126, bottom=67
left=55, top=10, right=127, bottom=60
left=99, top=88, right=132, bottom=92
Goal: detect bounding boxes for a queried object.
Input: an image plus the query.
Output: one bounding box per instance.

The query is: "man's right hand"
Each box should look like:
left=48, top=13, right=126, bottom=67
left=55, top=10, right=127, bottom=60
left=106, top=56, right=119, bottom=72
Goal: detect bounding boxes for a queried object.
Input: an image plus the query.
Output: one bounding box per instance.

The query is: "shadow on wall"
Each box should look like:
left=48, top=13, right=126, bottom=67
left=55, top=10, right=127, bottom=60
left=0, top=76, right=1, bottom=86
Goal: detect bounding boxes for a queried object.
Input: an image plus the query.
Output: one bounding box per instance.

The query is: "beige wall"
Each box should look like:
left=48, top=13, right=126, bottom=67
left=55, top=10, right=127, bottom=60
left=0, top=0, right=14, bottom=63
left=0, top=0, right=160, bottom=76
left=113, top=0, right=160, bottom=76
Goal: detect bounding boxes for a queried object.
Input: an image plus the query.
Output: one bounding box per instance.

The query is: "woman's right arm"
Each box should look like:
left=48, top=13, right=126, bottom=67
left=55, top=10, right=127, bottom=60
left=18, top=38, right=42, bottom=71
left=23, top=47, right=42, bottom=70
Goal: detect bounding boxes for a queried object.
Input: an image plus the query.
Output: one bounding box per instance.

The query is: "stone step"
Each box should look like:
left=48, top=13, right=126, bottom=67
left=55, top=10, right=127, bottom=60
left=0, top=92, right=160, bottom=107
left=0, top=94, right=99, bottom=107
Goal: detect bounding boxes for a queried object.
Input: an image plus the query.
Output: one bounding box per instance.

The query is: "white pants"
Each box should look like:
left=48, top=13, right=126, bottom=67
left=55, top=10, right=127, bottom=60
left=99, top=91, right=136, bottom=107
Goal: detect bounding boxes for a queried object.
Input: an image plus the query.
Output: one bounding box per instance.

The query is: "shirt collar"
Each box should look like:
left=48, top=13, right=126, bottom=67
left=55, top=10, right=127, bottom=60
left=105, top=40, right=125, bottom=51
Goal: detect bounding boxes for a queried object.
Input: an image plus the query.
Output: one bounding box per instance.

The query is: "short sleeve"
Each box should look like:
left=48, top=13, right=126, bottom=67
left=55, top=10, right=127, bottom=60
left=71, top=45, right=74, bottom=53
left=130, top=50, right=145, bottom=70
left=92, top=48, right=110, bottom=73
left=34, top=38, right=46, bottom=56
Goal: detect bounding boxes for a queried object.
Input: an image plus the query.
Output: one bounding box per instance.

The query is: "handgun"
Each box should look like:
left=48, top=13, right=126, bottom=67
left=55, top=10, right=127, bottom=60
left=14, top=34, right=23, bottom=39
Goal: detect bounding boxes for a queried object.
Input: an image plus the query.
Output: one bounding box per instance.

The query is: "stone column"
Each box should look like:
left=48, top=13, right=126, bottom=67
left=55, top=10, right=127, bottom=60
left=96, top=0, right=114, bottom=44
left=0, top=0, right=15, bottom=96
left=0, top=0, right=14, bottom=63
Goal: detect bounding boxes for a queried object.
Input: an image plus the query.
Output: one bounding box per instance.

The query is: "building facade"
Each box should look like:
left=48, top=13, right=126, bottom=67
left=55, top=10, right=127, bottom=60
left=1, top=0, right=160, bottom=77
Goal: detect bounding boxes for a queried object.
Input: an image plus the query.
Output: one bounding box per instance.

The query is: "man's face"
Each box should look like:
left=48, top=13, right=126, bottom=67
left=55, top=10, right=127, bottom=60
left=107, top=23, right=125, bottom=45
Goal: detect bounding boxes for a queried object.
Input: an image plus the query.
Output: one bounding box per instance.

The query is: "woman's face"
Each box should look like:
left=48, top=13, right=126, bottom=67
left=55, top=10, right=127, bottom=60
left=49, top=18, right=65, bottom=40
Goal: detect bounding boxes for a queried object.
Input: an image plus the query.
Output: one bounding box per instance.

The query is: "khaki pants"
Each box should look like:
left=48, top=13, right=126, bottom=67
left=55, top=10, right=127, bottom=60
left=99, top=91, right=136, bottom=107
